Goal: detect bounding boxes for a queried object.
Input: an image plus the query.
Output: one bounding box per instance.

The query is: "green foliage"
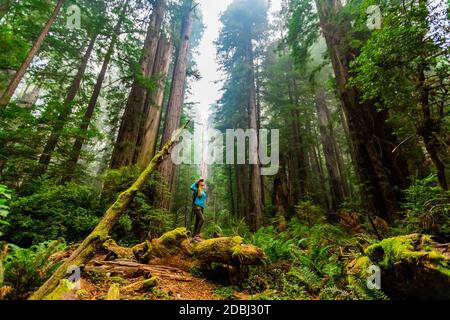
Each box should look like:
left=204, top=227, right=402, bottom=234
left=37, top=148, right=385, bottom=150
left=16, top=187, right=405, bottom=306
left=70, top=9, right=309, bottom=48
left=398, top=174, right=450, bottom=238
left=0, top=185, right=11, bottom=236
left=346, top=278, right=389, bottom=300
left=102, top=166, right=172, bottom=244
left=287, top=0, right=318, bottom=67
left=0, top=27, right=29, bottom=69
left=2, top=181, right=101, bottom=246
left=295, top=201, right=326, bottom=226
left=213, top=286, right=236, bottom=300
left=251, top=226, right=295, bottom=263
left=2, top=239, right=66, bottom=300
left=242, top=216, right=382, bottom=300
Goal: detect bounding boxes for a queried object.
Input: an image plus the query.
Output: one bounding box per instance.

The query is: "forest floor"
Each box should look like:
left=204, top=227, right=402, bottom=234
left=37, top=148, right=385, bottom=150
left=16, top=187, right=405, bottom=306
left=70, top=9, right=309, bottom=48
left=53, top=241, right=250, bottom=301
left=80, top=262, right=218, bottom=300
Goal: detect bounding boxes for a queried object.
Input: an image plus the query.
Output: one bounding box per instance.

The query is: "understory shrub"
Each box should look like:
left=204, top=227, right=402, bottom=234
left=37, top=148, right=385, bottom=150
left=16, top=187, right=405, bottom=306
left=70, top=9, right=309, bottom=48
left=3, top=182, right=101, bottom=246
left=398, top=174, right=450, bottom=240
left=1, top=239, right=66, bottom=300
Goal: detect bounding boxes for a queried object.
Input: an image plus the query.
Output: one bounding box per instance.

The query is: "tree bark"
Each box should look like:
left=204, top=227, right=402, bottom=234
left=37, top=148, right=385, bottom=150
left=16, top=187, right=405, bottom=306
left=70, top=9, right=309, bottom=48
left=416, top=65, right=448, bottom=190
left=109, top=0, right=166, bottom=169
left=0, top=0, right=64, bottom=109
left=135, top=36, right=173, bottom=169
left=315, top=88, right=346, bottom=212
left=28, top=121, right=189, bottom=300
left=155, top=0, right=194, bottom=210
left=315, top=0, right=408, bottom=222
left=0, top=1, right=11, bottom=20
left=235, top=164, right=249, bottom=222
left=244, top=26, right=264, bottom=231
left=60, top=5, right=128, bottom=183
left=32, top=32, right=98, bottom=178
left=227, top=165, right=237, bottom=217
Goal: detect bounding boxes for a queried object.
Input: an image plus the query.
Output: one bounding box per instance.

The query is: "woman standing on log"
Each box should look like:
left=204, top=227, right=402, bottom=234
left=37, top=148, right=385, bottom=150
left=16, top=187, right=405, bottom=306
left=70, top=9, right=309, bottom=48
left=190, top=178, right=207, bottom=242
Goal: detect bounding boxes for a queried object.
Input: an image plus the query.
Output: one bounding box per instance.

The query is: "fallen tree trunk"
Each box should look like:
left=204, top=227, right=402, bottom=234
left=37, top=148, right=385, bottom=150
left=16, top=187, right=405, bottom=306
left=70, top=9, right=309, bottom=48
left=347, top=233, right=450, bottom=299
left=132, top=227, right=266, bottom=271
left=29, top=121, right=190, bottom=300
left=85, top=260, right=189, bottom=281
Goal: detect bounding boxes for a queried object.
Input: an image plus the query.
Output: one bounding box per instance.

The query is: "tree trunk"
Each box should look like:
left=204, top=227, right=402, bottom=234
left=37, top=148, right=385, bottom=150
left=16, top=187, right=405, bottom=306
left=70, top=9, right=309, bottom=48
left=60, top=6, right=128, bottom=183
left=109, top=0, right=166, bottom=169
left=0, top=0, right=64, bottom=109
left=28, top=121, right=189, bottom=300
left=32, top=32, right=98, bottom=178
left=155, top=0, right=194, bottom=210
left=272, top=159, right=289, bottom=231
left=135, top=36, right=173, bottom=169
left=312, top=143, right=331, bottom=213
left=416, top=65, right=448, bottom=190
left=0, top=1, right=10, bottom=20
left=235, top=164, right=249, bottom=222
left=315, top=88, right=346, bottom=212
left=245, top=29, right=264, bottom=231
left=227, top=165, right=237, bottom=216
left=315, top=0, right=407, bottom=222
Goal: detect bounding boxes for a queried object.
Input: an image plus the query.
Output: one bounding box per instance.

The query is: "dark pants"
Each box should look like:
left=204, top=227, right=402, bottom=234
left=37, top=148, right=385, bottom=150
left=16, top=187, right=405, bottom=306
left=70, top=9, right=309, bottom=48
left=193, top=205, right=204, bottom=236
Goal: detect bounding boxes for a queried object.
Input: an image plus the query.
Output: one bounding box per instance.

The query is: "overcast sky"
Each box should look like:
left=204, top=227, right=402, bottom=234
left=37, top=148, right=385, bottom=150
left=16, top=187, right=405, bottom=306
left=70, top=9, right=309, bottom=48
left=189, top=0, right=282, bottom=124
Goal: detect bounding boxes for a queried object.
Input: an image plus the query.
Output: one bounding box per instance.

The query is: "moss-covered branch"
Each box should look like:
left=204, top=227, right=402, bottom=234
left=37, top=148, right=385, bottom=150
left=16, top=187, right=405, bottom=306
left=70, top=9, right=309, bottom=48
left=28, top=121, right=190, bottom=300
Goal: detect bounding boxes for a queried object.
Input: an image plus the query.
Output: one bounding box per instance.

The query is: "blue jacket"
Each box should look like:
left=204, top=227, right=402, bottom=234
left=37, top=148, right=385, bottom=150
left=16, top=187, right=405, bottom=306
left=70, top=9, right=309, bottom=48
left=191, top=182, right=207, bottom=208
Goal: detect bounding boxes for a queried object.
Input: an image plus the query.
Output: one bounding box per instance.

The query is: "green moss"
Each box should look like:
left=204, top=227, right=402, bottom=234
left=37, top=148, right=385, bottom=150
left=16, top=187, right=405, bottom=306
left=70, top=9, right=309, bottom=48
left=106, top=283, right=120, bottom=300
left=364, top=234, right=447, bottom=268
left=43, top=279, right=73, bottom=300
left=110, top=276, right=125, bottom=285
left=151, top=287, right=173, bottom=300
left=346, top=255, right=372, bottom=285
left=159, top=227, right=189, bottom=246
left=437, top=266, right=450, bottom=277
left=86, top=268, right=105, bottom=284
left=142, top=276, right=158, bottom=290
left=103, top=238, right=134, bottom=259
left=76, top=289, right=89, bottom=299
left=193, top=236, right=241, bottom=259
left=132, top=241, right=149, bottom=258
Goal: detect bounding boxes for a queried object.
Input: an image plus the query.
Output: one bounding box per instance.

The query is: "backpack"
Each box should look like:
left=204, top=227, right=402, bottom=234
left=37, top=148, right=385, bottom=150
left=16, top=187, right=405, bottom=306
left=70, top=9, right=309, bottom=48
left=192, top=182, right=198, bottom=206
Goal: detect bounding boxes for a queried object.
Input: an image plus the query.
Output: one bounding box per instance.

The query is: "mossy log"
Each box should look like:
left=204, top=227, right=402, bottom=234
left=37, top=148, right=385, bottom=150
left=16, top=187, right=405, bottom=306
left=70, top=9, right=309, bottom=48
left=29, top=121, right=189, bottom=300
left=191, top=236, right=265, bottom=268
left=102, top=238, right=135, bottom=260
left=121, top=277, right=157, bottom=293
left=132, top=227, right=191, bottom=262
left=42, top=279, right=74, bottom=300
left=86, top=260, right=191, bottom=281
left=347, top=233, right=450, bottom=299
left=133, top=228, right=266, bottom=270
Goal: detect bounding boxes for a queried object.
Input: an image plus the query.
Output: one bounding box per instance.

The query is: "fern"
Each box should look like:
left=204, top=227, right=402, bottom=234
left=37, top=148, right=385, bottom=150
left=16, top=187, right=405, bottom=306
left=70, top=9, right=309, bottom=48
left=2, top=239, right=66, bottom=299
left=347, top=278, right=390, bottom=300
left=0, top=185, right=11, bottom=237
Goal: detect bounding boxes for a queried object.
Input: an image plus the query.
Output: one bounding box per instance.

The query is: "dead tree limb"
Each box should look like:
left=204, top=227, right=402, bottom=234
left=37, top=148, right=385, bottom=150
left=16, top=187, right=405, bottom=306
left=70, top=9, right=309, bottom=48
left=29, top=121, right=190, bottom=300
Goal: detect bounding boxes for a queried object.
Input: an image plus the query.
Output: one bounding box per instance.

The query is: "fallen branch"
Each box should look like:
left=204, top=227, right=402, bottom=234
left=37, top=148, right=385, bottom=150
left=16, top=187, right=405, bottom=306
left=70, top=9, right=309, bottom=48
left=29, top=121, right=190, bottom=300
